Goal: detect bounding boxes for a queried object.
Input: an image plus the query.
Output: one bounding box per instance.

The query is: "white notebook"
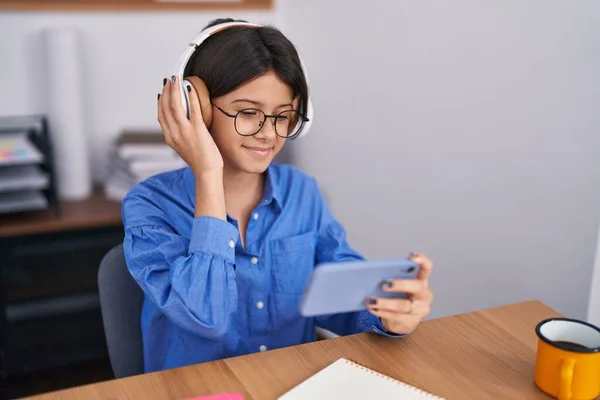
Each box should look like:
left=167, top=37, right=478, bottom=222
left=278, top=358, right=444, bottom=400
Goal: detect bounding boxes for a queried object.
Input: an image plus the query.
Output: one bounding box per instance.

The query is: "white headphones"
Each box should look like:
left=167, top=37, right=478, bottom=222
left=171, top=21, right=313, bottom=139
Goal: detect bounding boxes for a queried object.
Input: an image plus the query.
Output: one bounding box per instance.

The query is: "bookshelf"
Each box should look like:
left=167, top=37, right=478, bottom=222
left=0, top=0, right=272, bottom=12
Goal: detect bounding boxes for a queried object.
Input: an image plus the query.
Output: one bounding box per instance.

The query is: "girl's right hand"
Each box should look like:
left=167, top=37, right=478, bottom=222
left=157, top=76, right=224, bottom=176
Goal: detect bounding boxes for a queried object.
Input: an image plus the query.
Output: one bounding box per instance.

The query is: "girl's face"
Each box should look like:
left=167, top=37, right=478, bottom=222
left=210, top=71, right=296, bottom=175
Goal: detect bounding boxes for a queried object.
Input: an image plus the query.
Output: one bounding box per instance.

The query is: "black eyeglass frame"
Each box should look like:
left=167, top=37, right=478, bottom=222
left=212, top=103, right=310, bottom=139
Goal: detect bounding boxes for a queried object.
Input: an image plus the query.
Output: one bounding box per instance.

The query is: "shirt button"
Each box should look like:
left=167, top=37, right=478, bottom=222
left=228, top=240, right=235, bottom=248
left=250, top=257, right=258, bottom=265
left=259, top=345, right=267, bottom=352
left=253, top=212, right=259, bottom=220
left=256, top=301, right=264, bottom=310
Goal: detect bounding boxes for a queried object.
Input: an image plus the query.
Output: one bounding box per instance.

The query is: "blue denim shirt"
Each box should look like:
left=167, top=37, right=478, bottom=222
left=122, top=163, right=400, bottom=372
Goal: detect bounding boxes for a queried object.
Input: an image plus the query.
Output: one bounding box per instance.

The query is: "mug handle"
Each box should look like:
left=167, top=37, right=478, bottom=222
left=559, top=358, right=575, bottom=400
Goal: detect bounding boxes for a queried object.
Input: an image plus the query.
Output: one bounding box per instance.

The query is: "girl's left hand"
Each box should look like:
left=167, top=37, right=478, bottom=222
left=366, top=252, right=434, bottom=335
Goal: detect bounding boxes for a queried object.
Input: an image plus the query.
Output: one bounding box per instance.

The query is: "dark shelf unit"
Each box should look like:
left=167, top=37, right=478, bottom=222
left=0, top=190, right=124, bottom=398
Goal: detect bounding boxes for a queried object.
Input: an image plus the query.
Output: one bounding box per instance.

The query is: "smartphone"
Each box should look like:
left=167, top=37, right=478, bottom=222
left=299, top=257, right=419, bottom=317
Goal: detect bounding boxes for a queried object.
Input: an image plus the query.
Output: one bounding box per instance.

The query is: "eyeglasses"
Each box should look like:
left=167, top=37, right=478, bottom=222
left=212, top=104, right=309, bottom=139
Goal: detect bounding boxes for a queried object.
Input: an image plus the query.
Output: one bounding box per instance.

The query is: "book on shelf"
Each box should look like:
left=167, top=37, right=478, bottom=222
left=104, top=130, right=187, bottom=201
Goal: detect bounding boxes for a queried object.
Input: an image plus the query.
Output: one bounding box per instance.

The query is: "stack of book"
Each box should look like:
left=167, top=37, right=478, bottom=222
left=104, top=131, right=186, bottom=201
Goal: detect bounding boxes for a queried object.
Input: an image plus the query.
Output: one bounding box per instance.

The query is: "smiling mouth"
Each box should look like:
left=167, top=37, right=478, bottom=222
left=242, top=145, right=273, bottom=157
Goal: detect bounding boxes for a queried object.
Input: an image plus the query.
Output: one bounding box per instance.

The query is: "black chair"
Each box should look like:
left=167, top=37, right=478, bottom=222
left=97, top=244, right=144, bottom=378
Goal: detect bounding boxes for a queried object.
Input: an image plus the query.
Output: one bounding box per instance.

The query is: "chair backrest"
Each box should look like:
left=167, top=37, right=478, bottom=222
left=97, top=244, right=144, bottom=378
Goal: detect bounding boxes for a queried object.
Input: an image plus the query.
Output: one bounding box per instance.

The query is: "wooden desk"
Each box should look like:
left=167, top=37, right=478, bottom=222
left=24, top=301, right=563, bottom=400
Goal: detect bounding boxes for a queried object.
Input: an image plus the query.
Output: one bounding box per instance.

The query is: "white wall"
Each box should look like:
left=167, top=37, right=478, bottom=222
left=0, top=8, right=281, bottom=181
left=282, top=1, right=600, bottom=320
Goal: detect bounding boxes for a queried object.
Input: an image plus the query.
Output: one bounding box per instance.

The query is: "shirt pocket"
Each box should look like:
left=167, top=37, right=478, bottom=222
left=270, top=231, right=317, bottom=294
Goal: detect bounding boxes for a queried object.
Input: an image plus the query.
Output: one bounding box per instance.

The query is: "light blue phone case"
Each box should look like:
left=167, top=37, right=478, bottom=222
left=299, top=258, right=420, bottom=317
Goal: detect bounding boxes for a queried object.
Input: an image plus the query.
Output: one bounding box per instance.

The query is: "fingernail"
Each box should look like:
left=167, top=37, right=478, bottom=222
left=368, top=298, right=377, bottom=305
left=157, top=93, right=161, bottom=101
left=382, top=280, right=393, bottom=289
left=163, top=78, right=167, bottom=86
left=409, top=252, right=419, bottom=258
left=187, top=85, right=191, bottom=93
left=171, top=75, right=176, bottom=84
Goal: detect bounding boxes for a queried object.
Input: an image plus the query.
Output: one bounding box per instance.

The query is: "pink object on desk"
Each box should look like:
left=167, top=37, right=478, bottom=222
left=185, top=394, right=244, bottom=400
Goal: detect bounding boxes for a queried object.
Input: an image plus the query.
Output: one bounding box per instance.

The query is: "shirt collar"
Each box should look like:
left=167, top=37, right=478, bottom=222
left=183, top=165, right=282, bottom=209
left=263, top=164, right=282, bottom=208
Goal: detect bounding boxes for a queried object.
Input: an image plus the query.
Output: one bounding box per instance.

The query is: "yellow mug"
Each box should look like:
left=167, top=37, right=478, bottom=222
left=535, top=318, right=600, bottom=400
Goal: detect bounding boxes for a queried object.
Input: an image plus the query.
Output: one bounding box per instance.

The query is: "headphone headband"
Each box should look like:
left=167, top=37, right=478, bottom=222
left=172, top=21, right=313, bottom=138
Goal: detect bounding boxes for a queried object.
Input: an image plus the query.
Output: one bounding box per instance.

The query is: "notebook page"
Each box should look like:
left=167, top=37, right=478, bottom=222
left=278, top=358, right=443, bottom=400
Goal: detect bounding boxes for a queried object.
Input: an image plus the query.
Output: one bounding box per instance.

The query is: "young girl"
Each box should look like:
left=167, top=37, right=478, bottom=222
left=122, top=18, right=434, bottom=373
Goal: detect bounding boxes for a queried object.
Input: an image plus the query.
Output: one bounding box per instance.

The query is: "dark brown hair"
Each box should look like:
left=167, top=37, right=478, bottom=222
left=184, top=18, right=309, bottom=117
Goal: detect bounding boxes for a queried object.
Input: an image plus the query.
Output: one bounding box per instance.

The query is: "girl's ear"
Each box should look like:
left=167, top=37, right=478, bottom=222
left=185, top=76, right=213, bottom=128
left=287, top=96, right=301, bottom=131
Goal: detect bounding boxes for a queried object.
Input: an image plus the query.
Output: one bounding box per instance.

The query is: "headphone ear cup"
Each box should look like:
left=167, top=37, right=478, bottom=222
left=183, top=76, right=213, bottom=128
